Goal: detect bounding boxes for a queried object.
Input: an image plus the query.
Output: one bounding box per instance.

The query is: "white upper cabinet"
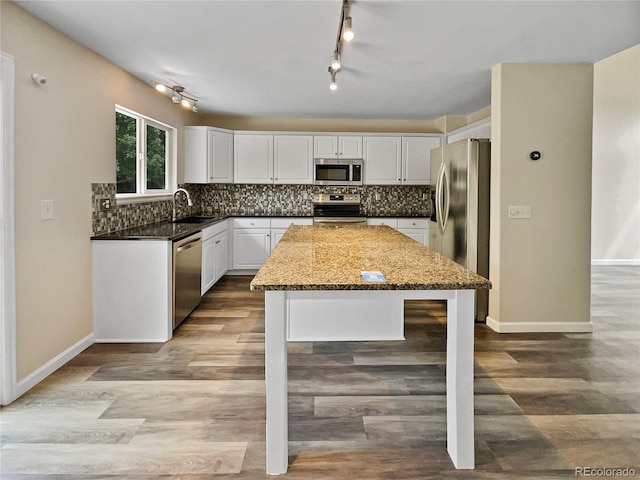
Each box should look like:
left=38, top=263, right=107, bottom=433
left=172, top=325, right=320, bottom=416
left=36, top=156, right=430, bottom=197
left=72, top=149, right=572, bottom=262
left=273, top=135, right=313, bottom=184
left=364, top=135, right=441, bottom=185
left=313, top=136, right=362, bottom=159
left=234, top=134, right=274, bottom=183
left=401, top=136, right=441, bottom=184
left=363, top=136, right=402, bottom=185
left=184, top=127, right=233, bottom=183
left=337, top=136, right=363, bottom=158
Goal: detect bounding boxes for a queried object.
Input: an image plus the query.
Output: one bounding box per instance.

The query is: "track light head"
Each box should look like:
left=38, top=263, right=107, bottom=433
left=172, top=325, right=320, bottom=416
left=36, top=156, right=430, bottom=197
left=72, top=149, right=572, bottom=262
left=329, top=72, right=337, bottom=91
left=171, top=94, right=181, bottom=104
left=331, top=52, right=341, bottom=70
left=342, top=16, right=354, bottom=42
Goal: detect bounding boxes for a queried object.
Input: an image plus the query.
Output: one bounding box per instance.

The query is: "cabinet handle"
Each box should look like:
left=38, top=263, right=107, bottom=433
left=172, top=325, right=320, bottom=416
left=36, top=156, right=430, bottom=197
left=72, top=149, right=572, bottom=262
left=267, top=234, right=270, bottom=237
left=412, top=222, right=416, bottom=226
left=215, top=240, right=220, bottom=244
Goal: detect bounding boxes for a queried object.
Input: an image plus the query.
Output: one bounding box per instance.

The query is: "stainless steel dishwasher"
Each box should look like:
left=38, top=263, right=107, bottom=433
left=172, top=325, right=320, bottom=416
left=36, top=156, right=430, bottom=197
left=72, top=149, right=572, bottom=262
left=173, top=232, right=202, bottom=329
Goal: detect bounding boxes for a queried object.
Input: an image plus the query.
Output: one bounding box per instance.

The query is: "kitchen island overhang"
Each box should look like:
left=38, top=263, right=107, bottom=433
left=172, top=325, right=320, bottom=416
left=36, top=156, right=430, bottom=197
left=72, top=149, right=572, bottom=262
left=250, top=225, right=491, bottom=475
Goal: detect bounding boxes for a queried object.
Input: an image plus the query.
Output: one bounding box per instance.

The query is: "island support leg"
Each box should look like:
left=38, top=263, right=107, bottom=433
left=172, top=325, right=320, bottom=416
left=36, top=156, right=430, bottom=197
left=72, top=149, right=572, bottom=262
left=265, top=291, right=288, bottom=475
left=446, top=289, right=475, bottom=469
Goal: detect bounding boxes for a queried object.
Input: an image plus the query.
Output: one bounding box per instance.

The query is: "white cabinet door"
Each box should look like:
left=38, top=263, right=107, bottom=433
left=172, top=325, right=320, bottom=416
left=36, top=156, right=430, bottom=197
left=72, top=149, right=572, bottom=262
left=202, top=237, right=217, bottom=295
left=184, top=127, right=209, bottom=183
left=208, top=130, right=233, bottom=183
left=234, top=135, right=273, bottom=183
left=313, top=136, right=362, bottom=159
left=338, top=136, right=363, bottom=158
left=402, top=136, right=440, bottom=185
left=233, top=229, right=271, bottom=269
left=314, top=136, right=338, bottom=158
left=185, top=127, right=233, bottom=183
left=274, top=135, right=313, bottom=184
left=363, top=136, right=402, bottom=185
left=271, top=229, right=286, bottom=251
left=213, top=231, right=228, bottom=280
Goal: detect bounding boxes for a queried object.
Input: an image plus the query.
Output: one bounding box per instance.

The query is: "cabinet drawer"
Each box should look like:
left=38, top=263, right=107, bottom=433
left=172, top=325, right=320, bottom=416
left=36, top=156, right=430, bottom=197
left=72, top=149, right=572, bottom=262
left=233, top=217, right=270, bottom=229
left=398, top=218, right=429, bottom=229
left=201, top=219, right=228, bottom=241
left=367, top=218, right=398, bottom=228
left=270, top=217, right=313, bottom=228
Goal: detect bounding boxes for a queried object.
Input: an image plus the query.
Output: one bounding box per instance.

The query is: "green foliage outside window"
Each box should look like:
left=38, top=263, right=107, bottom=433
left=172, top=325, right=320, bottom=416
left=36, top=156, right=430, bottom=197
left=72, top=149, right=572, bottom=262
left=146, top=124, right=166, bottom=190
left=115, top=109, right=170, bottom=194
left=115, top=112, right=137, bottom=194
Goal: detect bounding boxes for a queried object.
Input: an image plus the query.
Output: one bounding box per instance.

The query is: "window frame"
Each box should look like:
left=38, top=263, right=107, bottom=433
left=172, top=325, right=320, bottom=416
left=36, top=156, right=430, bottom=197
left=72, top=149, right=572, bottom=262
left=115, top=105, right=177, bottom=202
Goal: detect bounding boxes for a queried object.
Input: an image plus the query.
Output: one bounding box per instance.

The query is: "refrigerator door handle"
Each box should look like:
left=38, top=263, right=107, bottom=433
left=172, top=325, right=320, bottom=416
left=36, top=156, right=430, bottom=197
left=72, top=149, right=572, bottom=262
left=442, top=165, right=450, bottom=232
left=436, top=162, right=445, bottom=234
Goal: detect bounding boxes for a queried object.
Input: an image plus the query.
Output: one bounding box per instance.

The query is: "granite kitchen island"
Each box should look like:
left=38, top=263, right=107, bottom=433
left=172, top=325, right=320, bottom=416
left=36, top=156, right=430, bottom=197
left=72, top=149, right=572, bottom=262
left=250, top=225, right=491, bottom=475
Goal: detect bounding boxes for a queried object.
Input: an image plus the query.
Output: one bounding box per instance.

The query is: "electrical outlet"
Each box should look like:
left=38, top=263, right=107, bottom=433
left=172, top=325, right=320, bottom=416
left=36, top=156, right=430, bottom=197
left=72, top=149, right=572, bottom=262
left=40, top=199, right=54, bottom=220
left=99, top=198, right=112, bottom=211
left=508, top=205, right=532, bottom=219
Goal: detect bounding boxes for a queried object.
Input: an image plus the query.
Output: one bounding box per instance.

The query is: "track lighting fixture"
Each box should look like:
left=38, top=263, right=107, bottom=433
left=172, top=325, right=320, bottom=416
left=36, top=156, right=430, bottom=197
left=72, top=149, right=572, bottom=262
left=327, top=0, right=354, bottom=91
left=152, top=81, right=199, bottom=112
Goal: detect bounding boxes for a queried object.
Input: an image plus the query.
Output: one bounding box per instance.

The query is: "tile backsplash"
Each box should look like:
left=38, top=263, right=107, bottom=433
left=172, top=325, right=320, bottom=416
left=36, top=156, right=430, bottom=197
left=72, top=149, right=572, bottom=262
left=91, top=183, right=197, bottom=235
left=92, top=182, right=430, bottom=235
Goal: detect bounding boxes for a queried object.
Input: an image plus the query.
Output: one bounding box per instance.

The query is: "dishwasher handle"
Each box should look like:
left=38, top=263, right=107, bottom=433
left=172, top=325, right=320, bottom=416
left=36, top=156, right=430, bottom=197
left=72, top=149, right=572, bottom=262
left=176, top=239, right=200, bottom=252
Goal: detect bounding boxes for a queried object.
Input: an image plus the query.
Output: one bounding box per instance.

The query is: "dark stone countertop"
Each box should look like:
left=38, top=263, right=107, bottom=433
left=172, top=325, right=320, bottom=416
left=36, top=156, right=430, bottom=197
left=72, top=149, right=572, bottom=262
left=91, top=211, right=431, bottom=241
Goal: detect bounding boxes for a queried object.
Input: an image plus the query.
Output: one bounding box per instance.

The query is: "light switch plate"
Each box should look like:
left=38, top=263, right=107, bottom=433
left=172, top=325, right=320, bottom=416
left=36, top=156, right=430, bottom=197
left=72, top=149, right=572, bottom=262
left=41, top=199, right=54, bottom=220
left=508, top=205, right=532, bottom=219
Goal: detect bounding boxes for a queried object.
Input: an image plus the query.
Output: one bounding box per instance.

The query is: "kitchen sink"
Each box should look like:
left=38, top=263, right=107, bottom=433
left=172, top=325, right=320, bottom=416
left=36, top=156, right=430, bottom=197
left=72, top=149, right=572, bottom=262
left=172, top=216, right=217, bottom=224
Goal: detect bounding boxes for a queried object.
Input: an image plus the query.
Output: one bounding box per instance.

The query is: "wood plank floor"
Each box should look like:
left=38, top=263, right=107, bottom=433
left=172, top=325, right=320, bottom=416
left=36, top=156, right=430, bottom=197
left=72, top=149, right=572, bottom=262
left=1, top=266, right=638, bottom=479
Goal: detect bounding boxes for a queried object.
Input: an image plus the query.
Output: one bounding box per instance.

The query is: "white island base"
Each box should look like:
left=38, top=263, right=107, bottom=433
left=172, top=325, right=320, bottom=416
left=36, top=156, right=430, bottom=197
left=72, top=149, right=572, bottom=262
left=264, top=288, right=476, bottom=475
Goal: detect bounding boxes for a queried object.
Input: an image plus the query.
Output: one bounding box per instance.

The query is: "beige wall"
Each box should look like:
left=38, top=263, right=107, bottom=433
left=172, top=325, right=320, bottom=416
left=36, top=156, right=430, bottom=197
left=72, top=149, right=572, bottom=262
left=2, top=2, right=198, bottom=381
left=488, top=63, right=593, bottom=331
left=195, top=113, right=442, bottom=133
left=592, top=44, right=640, bottom=262
left=195, top=109, right=492, bottom=135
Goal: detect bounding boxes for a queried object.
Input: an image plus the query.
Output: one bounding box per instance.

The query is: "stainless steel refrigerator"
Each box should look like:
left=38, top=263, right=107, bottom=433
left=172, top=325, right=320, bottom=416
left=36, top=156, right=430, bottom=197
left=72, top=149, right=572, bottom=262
left=429, top=138, right=491, bottom=321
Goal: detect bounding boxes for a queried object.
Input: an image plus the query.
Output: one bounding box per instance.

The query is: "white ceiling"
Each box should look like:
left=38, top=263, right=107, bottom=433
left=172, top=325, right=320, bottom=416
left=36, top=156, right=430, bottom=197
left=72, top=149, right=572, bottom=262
left=14, top=0, right=640, bottom=120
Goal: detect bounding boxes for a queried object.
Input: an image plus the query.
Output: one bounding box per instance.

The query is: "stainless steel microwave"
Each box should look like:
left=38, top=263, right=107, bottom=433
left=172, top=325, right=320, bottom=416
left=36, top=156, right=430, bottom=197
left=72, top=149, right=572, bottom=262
left=314, top=158, right=363, bottom=186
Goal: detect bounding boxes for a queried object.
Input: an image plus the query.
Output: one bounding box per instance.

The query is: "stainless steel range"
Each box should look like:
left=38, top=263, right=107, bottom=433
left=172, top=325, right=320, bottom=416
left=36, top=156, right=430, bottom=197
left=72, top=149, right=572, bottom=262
left=312, top=193, right=367, bottom=226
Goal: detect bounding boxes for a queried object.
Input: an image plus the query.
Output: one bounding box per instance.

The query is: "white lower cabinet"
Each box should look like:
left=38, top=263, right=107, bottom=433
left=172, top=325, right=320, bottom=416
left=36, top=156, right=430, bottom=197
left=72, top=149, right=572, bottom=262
left=367, top=217, right=429, bottom=246
left=398, top=218, right=429, bottom=246
left=92, top=239, right=173, bottom=342
left=232, top=217, right=313, bottom=270
left=202, top=220, right=228, bottom=294
left=232, top=218, right=271, bottom=269
left=270, top=217, right=313, bottom=251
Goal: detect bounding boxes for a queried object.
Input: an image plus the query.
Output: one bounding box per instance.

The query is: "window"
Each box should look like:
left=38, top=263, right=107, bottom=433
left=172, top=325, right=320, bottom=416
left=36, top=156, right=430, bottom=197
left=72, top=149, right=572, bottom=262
left=115, top=106, right=176, bottom=198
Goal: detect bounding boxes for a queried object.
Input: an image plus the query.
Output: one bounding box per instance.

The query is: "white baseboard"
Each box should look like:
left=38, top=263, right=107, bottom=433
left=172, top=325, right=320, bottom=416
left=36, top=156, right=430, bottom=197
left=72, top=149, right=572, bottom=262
left=225, top=269, right=258, bottom=276
left=591, top=259, right=640, bottom=266
left=15, top=333, right=94, bottom=399
left=486, top=316, right=593, bottom=333
left=94, top=338, right=166, bottom=343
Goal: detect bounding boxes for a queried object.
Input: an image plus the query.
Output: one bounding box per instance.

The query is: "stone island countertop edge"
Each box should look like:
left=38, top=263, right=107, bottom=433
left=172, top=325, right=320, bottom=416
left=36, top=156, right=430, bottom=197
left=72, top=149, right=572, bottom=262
left=250, top=225, right=491, bottom=292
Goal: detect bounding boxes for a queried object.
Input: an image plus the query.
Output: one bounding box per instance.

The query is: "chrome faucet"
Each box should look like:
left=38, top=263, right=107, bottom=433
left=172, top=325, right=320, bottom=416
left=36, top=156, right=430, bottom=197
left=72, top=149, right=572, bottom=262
left=172, top=188, right=194, bottom=221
